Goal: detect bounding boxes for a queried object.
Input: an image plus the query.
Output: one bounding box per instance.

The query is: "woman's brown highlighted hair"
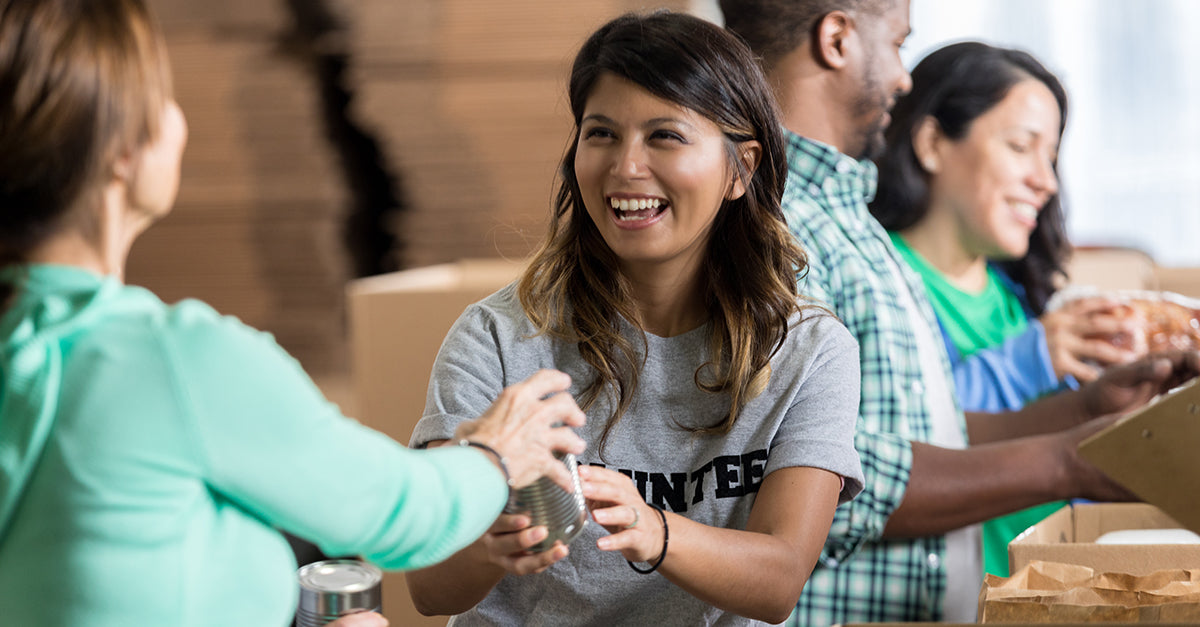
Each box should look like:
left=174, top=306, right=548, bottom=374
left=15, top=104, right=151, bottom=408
left=518, top=11, right=812, bottom=454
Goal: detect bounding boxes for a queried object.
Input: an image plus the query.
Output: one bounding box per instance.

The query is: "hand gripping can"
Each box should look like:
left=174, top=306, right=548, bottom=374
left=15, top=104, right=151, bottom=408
left=296, top=559, right=382, bottom=627
left=504, top=452, right=588, bottom=553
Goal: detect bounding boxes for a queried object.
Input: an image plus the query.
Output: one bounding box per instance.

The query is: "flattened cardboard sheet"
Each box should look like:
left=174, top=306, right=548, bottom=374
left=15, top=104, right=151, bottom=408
left=1078, top=377, right=1200, bottom=535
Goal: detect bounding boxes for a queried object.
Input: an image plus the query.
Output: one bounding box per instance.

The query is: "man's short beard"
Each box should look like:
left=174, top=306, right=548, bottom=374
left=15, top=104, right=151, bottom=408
left=855, top=114, right=888, bottom=161
left=849, top=59, right=890, bottom=160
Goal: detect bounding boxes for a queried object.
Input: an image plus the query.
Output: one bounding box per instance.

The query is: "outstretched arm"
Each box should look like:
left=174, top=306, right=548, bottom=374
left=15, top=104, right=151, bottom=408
left=967, top=350, right=1200, bottom=444
left=890, top=351, right=1200, bottom=537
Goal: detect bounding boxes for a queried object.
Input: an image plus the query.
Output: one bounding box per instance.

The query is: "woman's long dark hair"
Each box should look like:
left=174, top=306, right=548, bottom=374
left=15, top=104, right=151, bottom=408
left=518, top=11, right=808, bottom=453
left=870, top=41, right=1069, bottom=314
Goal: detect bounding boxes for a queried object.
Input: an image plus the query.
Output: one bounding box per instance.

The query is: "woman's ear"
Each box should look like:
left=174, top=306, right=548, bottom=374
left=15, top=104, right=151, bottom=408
left=112, top=151, right=135, bottom=183
left=727, top=141, right=762, bottom=201
left=813, top=11, right=854, bottom=70
left=912, top=116, right=944, bottom=174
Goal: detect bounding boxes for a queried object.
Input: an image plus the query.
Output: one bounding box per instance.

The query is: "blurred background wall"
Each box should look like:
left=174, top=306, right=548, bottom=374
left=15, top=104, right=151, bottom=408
left=138, top=0, right=1200, bottom=381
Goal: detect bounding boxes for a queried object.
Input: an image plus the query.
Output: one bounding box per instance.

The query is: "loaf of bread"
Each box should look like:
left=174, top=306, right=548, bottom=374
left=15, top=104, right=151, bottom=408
left=1108, top=299, right=1200, bottom=354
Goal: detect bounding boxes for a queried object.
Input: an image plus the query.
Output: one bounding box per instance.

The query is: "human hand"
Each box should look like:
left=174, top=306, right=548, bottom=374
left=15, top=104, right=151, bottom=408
left=453, top=369, right=587, bottom=492
left=1040, top=297, right=1139, bottom=382
left=578, top=465, right=664, bottom=564
left=325, top=611, right=388, bottom=627
left=478, top=512, right=570, bottom=575
left=1052, top=414, right=1138, bottom=503
left=1081, top=349, right=1200, bottom=418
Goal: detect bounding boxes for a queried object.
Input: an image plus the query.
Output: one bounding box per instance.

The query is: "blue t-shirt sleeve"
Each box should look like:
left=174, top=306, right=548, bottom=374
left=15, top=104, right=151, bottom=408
left=950, top=321, right=1064, bottom=412
left=158, top=301, right=507, bottom=570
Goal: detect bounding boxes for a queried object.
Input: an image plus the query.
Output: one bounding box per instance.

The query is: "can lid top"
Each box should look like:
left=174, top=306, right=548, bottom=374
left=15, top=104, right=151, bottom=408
left=297, top=559, right=382, bottom=593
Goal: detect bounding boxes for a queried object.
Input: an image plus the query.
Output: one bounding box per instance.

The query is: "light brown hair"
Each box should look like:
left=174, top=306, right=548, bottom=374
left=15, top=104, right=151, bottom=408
left=0, top=0, right=172, bottom=275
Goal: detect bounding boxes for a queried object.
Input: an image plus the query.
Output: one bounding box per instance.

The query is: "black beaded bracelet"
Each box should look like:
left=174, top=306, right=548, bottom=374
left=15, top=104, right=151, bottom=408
left=458, top=439, right=515, bottom=488
left=627, top=504, right=668, bottom=574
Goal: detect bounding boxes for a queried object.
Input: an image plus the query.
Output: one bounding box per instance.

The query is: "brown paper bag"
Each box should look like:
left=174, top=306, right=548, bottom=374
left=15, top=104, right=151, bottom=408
left=978, top=560, right=1200, bottom=623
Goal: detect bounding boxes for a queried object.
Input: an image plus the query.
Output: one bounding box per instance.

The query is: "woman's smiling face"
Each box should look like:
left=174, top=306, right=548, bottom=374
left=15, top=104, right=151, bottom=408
left=927, top=79, right=1062, bottom=261
left=574, top=72, right=747, bottom=276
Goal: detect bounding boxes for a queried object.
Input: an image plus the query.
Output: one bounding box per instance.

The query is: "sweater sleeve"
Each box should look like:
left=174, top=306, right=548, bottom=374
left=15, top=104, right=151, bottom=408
left=158, top=301, right=507, bottom=571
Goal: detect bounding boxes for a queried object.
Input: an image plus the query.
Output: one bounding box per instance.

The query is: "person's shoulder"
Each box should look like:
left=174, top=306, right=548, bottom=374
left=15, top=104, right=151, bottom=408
left=69, top=282, right=225, bottom=340
left=458, top=282, right=535, bottom=331
left=767, top=306, right=859, bottom=385
left=63, top=285, right=288, bottom=378
left=473, top=281, right=522, bottom=314
left=440, top=281, right=549, bottom=356
left=789, top=305, right=856, bottom=347
left=151, top=296, right=286, bottom=364
left=781, top=183, right=825, bottom=221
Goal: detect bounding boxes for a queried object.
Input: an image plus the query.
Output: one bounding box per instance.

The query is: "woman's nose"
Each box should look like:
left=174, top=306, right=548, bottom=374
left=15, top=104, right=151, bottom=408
left=1030, top=156, right=1058, bottom=197
left=612, top=141, right=648, bottom=178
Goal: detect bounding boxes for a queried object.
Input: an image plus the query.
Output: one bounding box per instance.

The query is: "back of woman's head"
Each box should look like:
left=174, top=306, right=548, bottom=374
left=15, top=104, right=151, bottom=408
left=0, top=0, right=171, bottom=264
left=871, top=41, right=1070, bottom=312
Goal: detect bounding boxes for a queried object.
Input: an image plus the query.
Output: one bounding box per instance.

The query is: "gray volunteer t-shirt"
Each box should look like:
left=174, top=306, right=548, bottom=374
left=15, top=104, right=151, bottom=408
left=411, top=283, right=863, bottom=626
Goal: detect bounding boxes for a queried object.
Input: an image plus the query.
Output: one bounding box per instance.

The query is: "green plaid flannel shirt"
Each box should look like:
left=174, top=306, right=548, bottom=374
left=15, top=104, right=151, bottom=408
left=783, top=132, right=962, bottom=625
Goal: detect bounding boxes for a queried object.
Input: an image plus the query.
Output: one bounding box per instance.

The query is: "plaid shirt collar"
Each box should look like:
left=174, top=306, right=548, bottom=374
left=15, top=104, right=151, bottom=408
left=783, top=130, right=878, bottom=213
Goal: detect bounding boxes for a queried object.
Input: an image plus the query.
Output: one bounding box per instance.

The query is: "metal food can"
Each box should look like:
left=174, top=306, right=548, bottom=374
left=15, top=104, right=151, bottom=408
left=504, top=452, right=588, bottom=553
left=296, top=559, right=382, bottom=627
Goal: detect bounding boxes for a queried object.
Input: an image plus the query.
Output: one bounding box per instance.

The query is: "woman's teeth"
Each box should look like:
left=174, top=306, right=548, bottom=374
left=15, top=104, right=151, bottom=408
left=1012, top=202, right=1038, bottom=222
left=609, top=197, right=664, bottom=221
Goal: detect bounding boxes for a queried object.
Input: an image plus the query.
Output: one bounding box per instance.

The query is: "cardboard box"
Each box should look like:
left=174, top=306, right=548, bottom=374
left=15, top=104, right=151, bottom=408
left=1009, top=503, right=1200, bottom=577
left=1008, top=377, right=1200, bottom=579
left=1155, top=266, right=1200, bottom=300
left=979, top=560, right=1200, bottom=623
left=1065, top=246, right=1158, bottom=291
left=346, top=258, right=527, bottom=442
left=344, top=258, right=525, bottom=626
left=1078, top=377, right=1200, bottom=535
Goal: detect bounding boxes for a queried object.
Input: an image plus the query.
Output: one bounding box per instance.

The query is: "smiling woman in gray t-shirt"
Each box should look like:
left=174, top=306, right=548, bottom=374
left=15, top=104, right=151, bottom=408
left=404, top=11, right=864, bottom=626
left=413, top=285, right=861, bottom=626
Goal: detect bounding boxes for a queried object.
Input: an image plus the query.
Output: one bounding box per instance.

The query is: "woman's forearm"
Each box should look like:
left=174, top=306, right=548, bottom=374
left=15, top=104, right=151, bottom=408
left=404, top=540, right=506, bottom=616
left=966, top=387, right=1089, bottom=444
left=653, top=468, right=839, bottom=623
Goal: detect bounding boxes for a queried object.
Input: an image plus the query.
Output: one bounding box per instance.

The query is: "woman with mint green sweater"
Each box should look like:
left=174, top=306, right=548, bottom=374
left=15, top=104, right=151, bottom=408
left=0, top=1, right=585, bottom=625
left=870, top=42, right=1143, bottom=577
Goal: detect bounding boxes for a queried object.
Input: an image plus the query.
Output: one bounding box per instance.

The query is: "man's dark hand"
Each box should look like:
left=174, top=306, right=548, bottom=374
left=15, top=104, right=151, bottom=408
left=1083, top=350, right=1200, bottom=418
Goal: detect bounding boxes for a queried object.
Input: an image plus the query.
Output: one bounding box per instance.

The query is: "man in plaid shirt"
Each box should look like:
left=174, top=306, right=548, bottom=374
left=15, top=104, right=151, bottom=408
left=721, top=0, right=1200, bottom=624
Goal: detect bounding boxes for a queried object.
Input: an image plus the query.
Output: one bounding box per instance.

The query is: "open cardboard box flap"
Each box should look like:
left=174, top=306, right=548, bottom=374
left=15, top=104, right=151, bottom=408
left=1078, top=376, right=1200, bottom=535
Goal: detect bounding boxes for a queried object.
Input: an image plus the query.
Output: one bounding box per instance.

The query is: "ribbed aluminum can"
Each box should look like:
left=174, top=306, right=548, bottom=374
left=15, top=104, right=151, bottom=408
left=504, top=452, right=588, bottom=553
left=296, top=559, right=382, bottom=627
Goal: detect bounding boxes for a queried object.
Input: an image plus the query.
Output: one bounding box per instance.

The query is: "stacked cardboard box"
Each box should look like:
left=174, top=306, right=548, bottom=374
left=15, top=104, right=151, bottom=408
left=344, top=0, right=690, bottom=270
left=128, top=1, right=352, bottom=375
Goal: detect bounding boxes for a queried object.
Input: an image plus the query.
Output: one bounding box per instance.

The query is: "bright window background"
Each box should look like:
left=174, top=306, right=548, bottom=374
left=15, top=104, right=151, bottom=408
left=693, top=0, right=1200, bottom=266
